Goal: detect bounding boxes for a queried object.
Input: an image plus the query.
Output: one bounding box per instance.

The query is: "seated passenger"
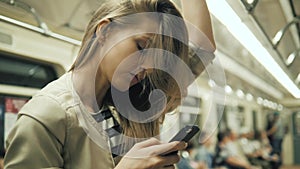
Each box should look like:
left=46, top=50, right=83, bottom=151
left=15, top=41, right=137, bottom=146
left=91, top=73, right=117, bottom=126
left=239, top=131, right=270, bottom=169
left=255, top=130, right=281, bottom=169
left=193, top=132, right=215, bottom=169
left=177, top=142, right=202, bottom=169
left=214, top=130, right=258, bottom=169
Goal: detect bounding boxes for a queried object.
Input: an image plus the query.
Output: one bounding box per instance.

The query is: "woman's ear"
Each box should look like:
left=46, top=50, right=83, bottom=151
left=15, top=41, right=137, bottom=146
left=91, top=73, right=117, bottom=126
left=96, top=18, right=111, bottom=38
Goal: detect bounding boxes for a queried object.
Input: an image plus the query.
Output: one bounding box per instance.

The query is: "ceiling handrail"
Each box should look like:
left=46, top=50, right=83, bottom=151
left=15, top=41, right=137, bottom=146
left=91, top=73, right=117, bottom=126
left=0, top=0, right=51, bottom=35
left=0, top=15, right=81, bottom=46
left=0, top=0, right=81, bottom=45
left=272, top=15, right=300, bottom=49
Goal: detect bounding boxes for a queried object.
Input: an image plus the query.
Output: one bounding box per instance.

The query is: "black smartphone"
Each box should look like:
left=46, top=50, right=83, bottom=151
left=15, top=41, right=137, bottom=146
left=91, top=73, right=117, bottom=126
left=169, top=125, right=200, bottom=142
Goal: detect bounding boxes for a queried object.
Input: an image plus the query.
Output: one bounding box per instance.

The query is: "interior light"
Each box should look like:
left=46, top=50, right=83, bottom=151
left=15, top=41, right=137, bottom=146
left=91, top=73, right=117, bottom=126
left=256, top=97, right=263, bottom=105
left=267, top=101, right=273, bottom=108
left=277, top=104, right=283, bottom=111
left=295, top=73, right=300, bottom=84
left=246, top=0, right=255, bottom=4
left=285, top=52, right=296, bottom=66
left=225, top=85, right=233, bottom=94
left=207, top=0, right=300, bottom=98
left=182, top=151, right=189, bottom=158
left=246, top=93, right=253, bottom=101
left=286, top=48, right=300, bottom=66
left=208, top=79, right=216, bottom=87
left=236, top=89, right=244, bottom=98
left=272, top=102, right=278, bottom=110
left=263, top=99, right=268, bottom=107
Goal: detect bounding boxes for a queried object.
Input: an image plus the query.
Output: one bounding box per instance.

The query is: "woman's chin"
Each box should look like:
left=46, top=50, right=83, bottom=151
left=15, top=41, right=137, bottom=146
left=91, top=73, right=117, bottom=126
left=111, top=76, right=140, bottom=92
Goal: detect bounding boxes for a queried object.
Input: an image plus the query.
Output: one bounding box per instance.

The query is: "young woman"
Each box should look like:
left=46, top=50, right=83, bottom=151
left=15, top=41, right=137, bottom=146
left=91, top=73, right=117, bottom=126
left=4, top=0, right=215, bottom=168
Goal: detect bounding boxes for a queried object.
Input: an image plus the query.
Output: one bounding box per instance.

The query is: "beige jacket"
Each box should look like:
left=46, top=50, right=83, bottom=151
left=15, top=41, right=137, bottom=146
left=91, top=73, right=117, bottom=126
left=4, top=73, right=115, bottom=169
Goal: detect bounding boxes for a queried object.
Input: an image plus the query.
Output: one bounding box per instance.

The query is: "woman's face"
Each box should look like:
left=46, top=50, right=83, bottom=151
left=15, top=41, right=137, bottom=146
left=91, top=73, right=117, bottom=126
left=99, top=32, right=154, bottom=91
left=97, top=15, right=164, bottom=92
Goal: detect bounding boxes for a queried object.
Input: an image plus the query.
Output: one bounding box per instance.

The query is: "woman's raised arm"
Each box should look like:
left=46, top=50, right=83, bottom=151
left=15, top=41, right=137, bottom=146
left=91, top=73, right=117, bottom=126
left=180, top=0, right=216, bottom=52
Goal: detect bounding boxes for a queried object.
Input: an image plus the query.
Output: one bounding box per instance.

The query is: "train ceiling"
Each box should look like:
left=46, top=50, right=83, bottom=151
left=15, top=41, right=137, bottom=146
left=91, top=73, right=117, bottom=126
left=0, top=0, right=299, bottom=107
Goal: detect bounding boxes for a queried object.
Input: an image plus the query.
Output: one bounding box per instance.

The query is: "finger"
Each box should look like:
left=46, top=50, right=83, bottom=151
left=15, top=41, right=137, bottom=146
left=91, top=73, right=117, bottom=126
left=174, top=141, right=188, bottom=151
left=142, top=141, right=180, bottom=156
left=147, top=154, right=179, bottom=168
left=161, top=141, right=187, bottom=155
left=135, top=137, right=161, bottom=148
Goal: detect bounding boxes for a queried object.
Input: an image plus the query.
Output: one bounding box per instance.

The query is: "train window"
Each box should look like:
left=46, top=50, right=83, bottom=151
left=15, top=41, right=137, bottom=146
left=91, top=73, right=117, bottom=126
left=0, top=53, right=58, bottom=88
left=0, top=95, right=30, bottom=156
left=178, top=96, right=201, bottom=142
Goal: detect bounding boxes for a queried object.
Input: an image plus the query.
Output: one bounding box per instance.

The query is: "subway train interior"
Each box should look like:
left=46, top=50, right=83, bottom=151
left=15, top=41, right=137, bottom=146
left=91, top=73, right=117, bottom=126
left=0, top=0, right=300, bottom=168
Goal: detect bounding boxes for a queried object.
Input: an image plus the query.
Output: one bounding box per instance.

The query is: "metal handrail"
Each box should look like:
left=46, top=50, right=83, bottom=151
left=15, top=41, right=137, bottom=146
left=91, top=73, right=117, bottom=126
left=240, top=0, right=300, bottom=74
left=1, top=0, right=51, bottom=35
left=0, top=0, right=81, bottom=46
left=0, top=15, right=81, bottom=46
left=272, top=16, right=300, bottom=49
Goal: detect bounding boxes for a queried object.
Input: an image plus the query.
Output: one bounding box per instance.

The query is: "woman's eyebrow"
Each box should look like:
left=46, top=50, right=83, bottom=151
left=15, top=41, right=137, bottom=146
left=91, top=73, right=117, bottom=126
left=142, top=34, right=154, bottom=45
left=138, top=33, right=154, bottom=40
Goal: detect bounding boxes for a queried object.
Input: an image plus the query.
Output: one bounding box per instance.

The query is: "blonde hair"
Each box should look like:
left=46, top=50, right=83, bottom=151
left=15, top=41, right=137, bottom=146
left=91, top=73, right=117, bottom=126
left=0, top=158, right=3, bottom=169
left=71, top=0, right=189, bottom=140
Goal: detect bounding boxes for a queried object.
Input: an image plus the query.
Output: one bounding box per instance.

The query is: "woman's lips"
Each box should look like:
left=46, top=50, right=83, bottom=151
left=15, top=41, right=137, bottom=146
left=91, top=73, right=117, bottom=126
left=134, top=75, right=139, bottom=82
left=130, top=73, right=139, bottom=85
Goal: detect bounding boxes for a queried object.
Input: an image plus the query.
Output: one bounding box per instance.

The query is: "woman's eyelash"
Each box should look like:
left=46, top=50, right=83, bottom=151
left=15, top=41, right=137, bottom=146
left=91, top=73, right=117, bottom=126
left=137, top=43, right=144, bottom=51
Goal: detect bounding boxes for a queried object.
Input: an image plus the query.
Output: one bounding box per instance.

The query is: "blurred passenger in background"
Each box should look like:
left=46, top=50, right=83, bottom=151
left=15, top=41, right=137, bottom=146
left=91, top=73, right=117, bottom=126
left=266, top=113, right=275, bottom=143
left=267, top=112, right=286, bottom=160
left=255, top=130, right=281, bottom=169
left=239, top=131, right=269, bottom=169
left=177, top=142, right=198, bottom=169
left=214, top=130, right=258, bottom=169
left=193, top=132, right=215, bottom=169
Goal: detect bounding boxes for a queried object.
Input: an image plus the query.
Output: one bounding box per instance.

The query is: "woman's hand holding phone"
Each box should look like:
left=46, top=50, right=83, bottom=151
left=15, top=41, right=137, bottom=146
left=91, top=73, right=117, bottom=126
left=115, top=137, right=187, bottom=169
left=115, top=125, right=199, bottom=169
left=162, top=125, right=200, bottom=156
